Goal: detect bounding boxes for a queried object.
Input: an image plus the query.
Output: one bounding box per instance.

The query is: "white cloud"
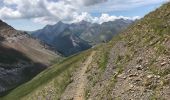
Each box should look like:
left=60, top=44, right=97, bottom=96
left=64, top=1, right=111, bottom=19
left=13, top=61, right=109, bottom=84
left=0, top=7, right=22, bottom=19
left=46, top=1, right=76, bottom=20
left=62, top=0, right=108, bottom=7
left=73, top=0, right=108, bottom=6
left=0, top=0, right=167, bottom=25
left=80, top=0, right=168, bottom=13
left=82, top=0, right=107, bottom=6
left=71, top=13, right=140, bottom=24
left=71, top=12, right=93, bottom=23
left=3, top=0, right=21, bottom=5
left=33, top=16, right=58, bottom=25
left=3, top=0, right=50, bottom=18
left=33, top=11, right=140, bottom=25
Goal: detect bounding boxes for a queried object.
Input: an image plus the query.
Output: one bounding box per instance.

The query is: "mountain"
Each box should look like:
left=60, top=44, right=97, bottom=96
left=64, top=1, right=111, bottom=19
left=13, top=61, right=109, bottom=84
left=80, top=19, right=133, bottom=44
left=32, top=19, right=133, bottom=56
left=2, top=2, right=170, bottom=100
left=0, top=20, right=60, bottom=96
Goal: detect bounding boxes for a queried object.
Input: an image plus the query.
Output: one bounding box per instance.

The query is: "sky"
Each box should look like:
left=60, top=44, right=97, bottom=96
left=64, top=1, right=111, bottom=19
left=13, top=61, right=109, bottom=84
left=0, top=0, right=168, bottom=31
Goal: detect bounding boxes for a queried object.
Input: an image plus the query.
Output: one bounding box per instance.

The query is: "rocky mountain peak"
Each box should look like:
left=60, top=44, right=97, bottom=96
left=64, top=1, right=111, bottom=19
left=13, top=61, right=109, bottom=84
left=78, top=20, right=91, bottom=25
left=57, top=21, right=64, bottom=25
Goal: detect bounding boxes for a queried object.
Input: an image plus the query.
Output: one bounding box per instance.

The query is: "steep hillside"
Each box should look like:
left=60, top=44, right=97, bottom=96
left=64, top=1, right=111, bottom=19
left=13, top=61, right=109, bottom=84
left=0, top=20, right=60, bottom=96
left=32, top=19, right=133, bottom=56
left=2, top=2, right=170, bottom=100
left=84, top=2, right=170, bottom=100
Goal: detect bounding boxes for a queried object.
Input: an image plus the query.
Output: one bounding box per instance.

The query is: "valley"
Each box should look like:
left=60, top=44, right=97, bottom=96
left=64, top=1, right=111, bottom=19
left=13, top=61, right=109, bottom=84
left=0, top=1, right=169, bottom=100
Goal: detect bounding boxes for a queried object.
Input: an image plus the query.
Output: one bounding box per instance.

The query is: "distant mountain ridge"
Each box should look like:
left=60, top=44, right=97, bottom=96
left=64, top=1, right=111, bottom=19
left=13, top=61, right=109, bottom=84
left=32, top=19, right=133, bottom=56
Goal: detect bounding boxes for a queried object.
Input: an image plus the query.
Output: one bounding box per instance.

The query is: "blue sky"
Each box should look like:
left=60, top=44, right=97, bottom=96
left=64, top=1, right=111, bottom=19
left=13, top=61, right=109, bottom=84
left=0, top=0, right=167, bottom=31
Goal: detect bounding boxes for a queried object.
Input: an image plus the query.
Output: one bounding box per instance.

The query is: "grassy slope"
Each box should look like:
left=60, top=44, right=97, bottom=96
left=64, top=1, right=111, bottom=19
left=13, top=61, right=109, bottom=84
left=85, top=2, right=170, bottom=99
left=1, top=49, right=92, bottom=100
left=118, top=3, right=170, bottom=98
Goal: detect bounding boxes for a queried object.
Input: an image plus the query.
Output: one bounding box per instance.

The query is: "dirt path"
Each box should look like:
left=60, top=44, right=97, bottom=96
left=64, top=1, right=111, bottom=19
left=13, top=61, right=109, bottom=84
left=61, top=51, right=95, bottom=100
left=74, top=51, right=95, bottom=100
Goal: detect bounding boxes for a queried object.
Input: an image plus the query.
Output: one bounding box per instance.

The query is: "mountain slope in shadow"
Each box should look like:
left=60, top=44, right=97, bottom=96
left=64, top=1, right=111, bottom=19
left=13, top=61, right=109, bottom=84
left=0, top=43, right=46, bottom=96
left=0, top=20, right=60, bottom=96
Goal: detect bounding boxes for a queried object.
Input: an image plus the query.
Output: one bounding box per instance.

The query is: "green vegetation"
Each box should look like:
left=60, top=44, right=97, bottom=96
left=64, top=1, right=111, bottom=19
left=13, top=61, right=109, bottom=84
left=98, top=48, right=109, bottom=71
left=90, top=43, right=112, bottom=71
left=1, top=50, right=91, bottom=100
left=156, top=44, right=168, bottom=55
left=149, top=65, right=170, bottom=77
